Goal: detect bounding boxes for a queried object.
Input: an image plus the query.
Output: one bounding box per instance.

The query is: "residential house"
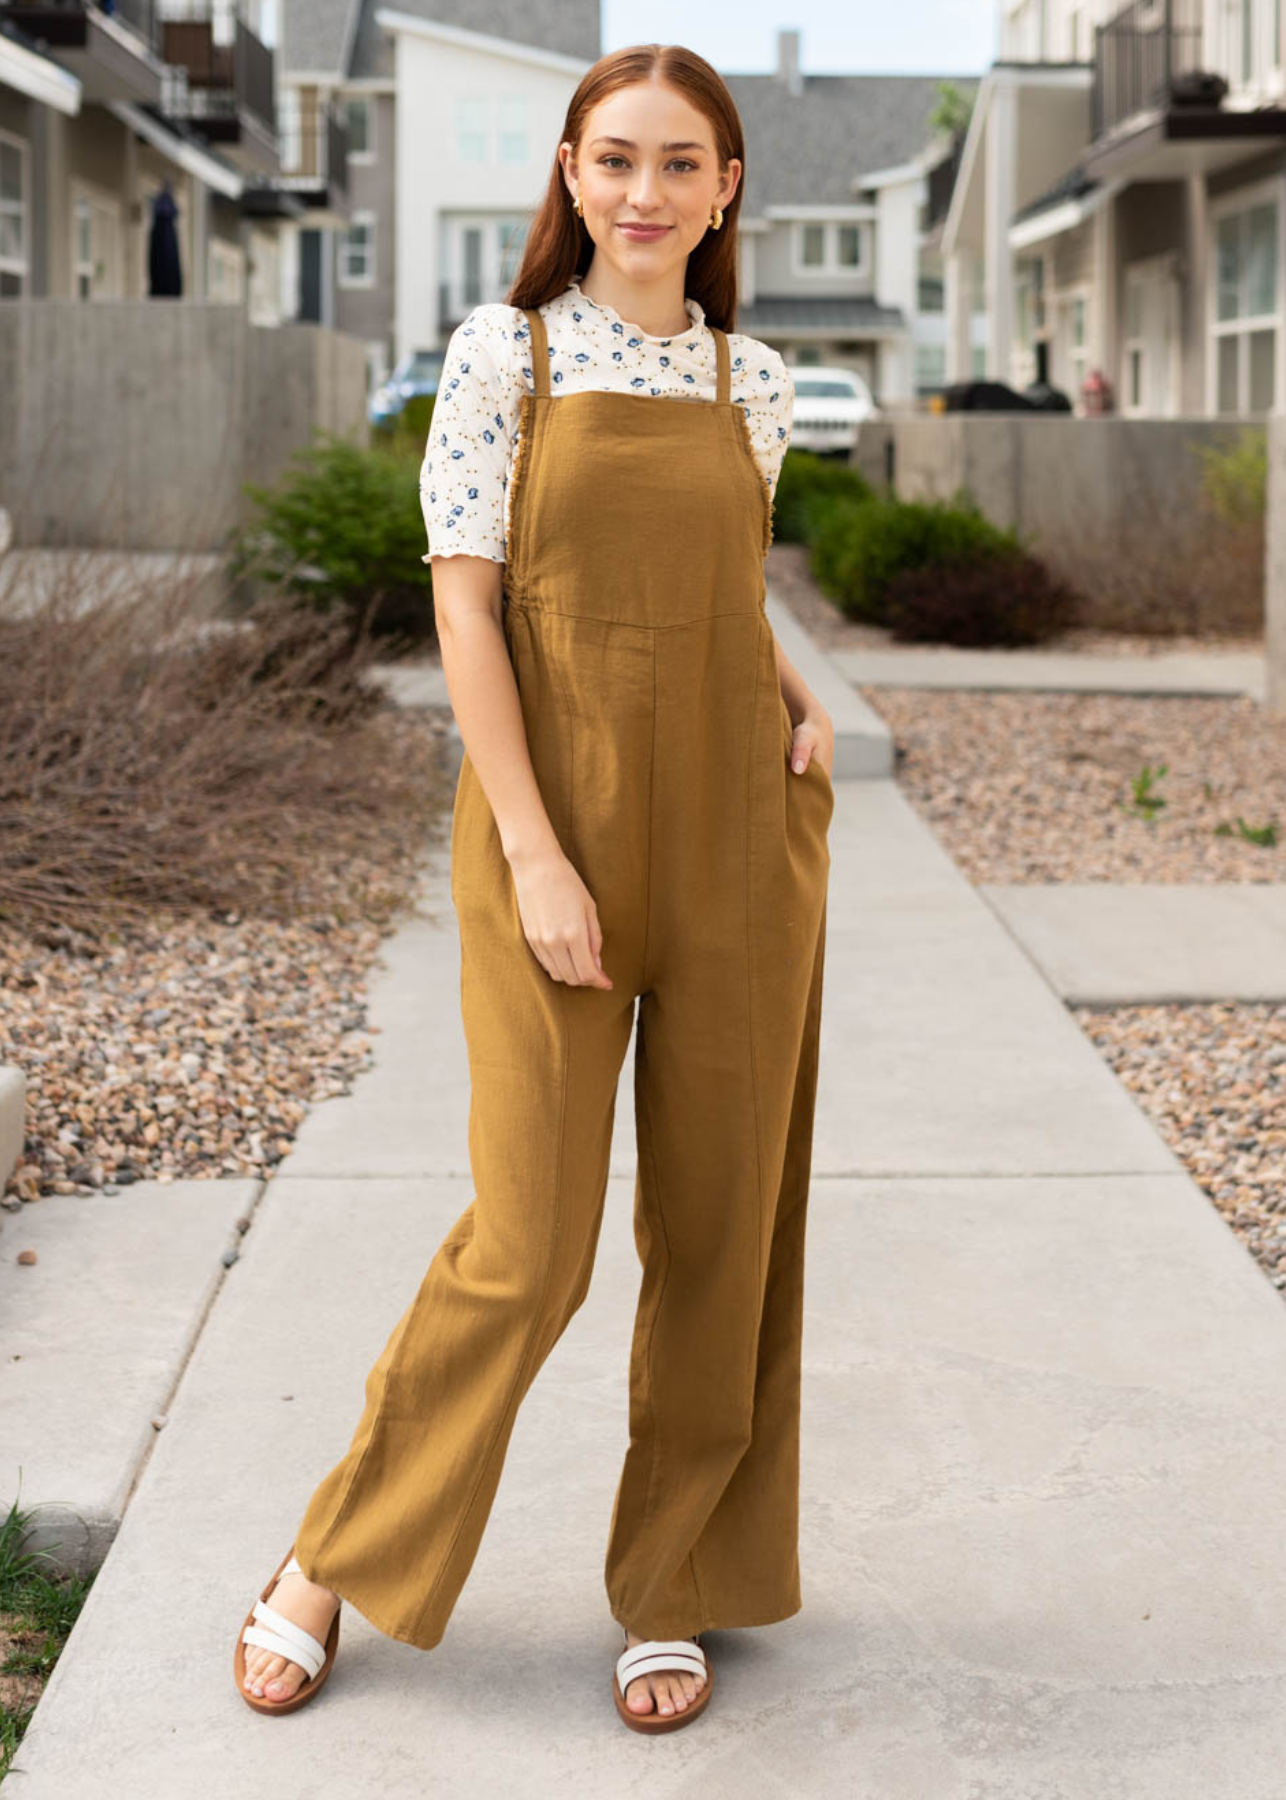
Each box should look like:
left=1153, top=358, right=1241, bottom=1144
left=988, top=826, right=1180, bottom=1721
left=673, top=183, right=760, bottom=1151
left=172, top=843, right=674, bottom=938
left=0, top=0, right=332, bottom=321
left=942, top=0, right=1286, bottom=415
left=278, top=6, right=979, bottom=407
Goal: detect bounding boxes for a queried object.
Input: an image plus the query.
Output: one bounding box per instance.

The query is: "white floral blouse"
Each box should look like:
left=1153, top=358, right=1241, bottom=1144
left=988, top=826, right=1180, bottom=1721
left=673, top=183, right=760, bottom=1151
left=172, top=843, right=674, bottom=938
left=420, top=277, right=794, bottom=564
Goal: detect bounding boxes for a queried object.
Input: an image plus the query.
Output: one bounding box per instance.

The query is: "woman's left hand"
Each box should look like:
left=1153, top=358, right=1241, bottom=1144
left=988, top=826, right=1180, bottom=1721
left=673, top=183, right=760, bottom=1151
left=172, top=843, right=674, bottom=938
left=787, top=704, right=833, bottom=779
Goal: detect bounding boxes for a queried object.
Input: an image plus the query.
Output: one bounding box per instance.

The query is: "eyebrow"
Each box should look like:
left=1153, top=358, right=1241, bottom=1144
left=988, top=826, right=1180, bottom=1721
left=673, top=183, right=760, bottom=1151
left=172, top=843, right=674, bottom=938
left=588, top=136, right=707, bottom=152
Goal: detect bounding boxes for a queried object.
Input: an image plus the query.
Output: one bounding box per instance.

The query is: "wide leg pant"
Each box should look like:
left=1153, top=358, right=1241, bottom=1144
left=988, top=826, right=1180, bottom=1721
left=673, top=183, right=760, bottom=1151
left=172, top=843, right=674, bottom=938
left=293, top=609, right=832, bottom=1650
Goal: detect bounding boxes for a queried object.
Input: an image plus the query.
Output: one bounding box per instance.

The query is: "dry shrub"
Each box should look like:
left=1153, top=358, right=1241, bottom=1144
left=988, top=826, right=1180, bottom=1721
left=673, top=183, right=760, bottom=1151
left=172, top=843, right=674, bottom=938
left=881, top=550, right=1085, bottom=646
left=0, top=561, right=447, bottom=945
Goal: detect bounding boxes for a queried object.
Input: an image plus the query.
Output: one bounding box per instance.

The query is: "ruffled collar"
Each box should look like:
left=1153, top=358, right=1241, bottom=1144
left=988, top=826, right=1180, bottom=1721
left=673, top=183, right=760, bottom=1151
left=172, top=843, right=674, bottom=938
left=564, top=278, right=705, bottom=344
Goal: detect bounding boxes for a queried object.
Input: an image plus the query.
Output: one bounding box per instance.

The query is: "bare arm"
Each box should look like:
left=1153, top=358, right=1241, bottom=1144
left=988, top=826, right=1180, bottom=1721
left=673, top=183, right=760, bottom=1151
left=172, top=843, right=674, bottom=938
left=430, top=553, right=612, bottom=987
left=430, top=554, right=560, bottom=866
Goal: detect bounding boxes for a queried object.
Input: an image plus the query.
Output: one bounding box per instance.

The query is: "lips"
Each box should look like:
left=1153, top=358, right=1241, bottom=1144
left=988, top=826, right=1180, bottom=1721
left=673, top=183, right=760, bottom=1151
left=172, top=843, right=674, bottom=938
left=618, top=224, right=670, bottom=238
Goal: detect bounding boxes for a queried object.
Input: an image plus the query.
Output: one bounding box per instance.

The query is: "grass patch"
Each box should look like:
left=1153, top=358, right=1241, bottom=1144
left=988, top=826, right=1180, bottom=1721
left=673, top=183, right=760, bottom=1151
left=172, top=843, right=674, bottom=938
left=0, top=1494, right=94, bottom=1780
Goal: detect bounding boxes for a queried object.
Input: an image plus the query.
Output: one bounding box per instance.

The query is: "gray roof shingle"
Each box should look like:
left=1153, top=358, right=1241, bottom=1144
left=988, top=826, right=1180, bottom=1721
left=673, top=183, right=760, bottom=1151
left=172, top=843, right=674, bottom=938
left=725, top=73, right=980, bottom=213
left=279, top=0, right=362, bottom=74
left=348, top=0, right=600, bottom=80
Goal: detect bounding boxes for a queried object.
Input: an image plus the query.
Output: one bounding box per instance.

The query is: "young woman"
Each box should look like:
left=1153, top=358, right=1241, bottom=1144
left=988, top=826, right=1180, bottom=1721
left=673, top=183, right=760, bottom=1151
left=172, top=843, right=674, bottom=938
left=234, top=42, right=833, bottom=1735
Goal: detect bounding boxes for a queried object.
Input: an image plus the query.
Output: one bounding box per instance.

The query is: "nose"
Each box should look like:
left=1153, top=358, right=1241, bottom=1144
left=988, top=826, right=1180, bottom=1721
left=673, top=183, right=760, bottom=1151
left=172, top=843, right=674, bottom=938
left=628, top=170, right=664, bottom=210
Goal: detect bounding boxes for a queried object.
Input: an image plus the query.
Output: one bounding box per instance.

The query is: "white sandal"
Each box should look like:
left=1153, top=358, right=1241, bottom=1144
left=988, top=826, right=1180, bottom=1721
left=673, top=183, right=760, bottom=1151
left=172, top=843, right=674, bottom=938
left=234, top=1548, right=341, bottom=1715
left=612, top=1628, right=713, bottom=1732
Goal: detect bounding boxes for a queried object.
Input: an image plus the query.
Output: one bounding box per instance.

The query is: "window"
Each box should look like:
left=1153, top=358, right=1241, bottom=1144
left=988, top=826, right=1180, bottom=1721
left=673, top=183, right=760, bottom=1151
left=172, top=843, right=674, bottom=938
left=441, top=215, right=530, bottom=316
left=345, top=95, right=373, bottom=160
left=1014, top=256, right=1045, bottom=346
left=1211, top=190, right=1279, bottom=412
left=918, top=248, right=945, bottom=314
left=455, top=97, right=489, bottom=164
left=971, top=343, right=987, bottom=377
left=1053, top=290, right=1090, bottom=396
left=915, top=343, right=946, bottom=390
left=793, top=220, right=867, bottom=276
left=0, top=132, right=26, bottom=298
left=339, top=211, right=376, bottom=286
left=497, top=94, right=528, bottom=164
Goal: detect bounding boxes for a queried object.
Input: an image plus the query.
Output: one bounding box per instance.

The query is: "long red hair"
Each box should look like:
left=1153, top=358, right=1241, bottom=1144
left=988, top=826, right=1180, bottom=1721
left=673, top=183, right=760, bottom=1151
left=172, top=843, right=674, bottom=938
left=505, top=44, right=746, bottom=331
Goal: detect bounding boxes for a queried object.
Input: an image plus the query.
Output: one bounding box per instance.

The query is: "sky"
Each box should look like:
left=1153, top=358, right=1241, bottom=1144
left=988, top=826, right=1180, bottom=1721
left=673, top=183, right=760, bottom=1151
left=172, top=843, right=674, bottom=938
left=604, top=0, right=996, bottom=79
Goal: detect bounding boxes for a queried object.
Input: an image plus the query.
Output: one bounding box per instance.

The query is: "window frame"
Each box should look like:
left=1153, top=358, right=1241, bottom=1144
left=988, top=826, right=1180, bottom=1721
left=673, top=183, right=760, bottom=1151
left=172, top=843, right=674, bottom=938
left=338, top=208, right=377, bottom=289
left=0, top=129, right=29, bottom=298
left=1207, top=175, right=1284, bottom=415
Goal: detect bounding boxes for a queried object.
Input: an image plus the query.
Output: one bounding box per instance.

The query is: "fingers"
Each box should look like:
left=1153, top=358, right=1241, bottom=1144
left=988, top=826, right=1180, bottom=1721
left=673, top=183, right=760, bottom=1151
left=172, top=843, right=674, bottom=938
left=530, top=911, right=612, bottom=988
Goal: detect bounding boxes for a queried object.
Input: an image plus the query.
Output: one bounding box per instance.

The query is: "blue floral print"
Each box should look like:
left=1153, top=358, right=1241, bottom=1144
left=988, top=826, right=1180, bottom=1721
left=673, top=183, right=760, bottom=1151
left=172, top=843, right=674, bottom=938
left=420, top=278, right=794, bottom=564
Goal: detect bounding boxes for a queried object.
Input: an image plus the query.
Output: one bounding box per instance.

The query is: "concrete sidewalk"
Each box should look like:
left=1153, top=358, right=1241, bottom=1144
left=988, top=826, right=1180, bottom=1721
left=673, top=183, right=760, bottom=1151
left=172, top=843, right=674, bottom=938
left=12, top=749, right=1286, bottom=1795
left=829, top=643, right=1265, bottom=699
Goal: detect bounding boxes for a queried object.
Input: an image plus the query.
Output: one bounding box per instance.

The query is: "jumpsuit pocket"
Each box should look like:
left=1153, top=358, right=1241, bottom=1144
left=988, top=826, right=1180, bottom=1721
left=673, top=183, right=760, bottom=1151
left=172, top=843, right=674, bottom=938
left=782, top=699, right=832, bottom=788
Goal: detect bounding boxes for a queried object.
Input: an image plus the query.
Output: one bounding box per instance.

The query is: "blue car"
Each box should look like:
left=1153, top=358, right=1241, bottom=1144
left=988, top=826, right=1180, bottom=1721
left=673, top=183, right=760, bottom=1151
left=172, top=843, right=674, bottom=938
left=369, top=350, right=446, bottom=428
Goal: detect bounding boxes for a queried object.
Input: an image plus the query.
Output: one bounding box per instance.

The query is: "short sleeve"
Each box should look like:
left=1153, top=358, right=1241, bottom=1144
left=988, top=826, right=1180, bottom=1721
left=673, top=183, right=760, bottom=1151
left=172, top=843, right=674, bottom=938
left=732, top=344, right=794, bottom=502
left=419, top=307, right=518, bottom=564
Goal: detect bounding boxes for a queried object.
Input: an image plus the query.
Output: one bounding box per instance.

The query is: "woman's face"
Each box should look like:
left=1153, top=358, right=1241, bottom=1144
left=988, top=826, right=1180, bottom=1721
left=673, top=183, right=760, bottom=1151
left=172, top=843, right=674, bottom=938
left=562, top=79, right=741, bottom=279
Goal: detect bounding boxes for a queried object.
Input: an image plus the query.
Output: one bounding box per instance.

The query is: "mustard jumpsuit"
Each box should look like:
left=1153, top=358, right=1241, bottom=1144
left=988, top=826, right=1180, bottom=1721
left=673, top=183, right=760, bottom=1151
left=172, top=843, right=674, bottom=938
left=292, top=302, right=833, bottom=1649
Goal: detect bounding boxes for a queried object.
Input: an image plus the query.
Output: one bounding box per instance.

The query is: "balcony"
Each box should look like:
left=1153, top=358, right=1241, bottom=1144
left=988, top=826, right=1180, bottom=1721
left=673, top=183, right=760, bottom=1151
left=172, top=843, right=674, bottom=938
left=155, top=1, right=277, bottom=175
left=1091, top=0, right=1204, bottom=140
left=242, top=96, right=349, bottom=230
left=0, top=0, right=166, bottom=103
left=1087, top=0, right=1286, bottom=178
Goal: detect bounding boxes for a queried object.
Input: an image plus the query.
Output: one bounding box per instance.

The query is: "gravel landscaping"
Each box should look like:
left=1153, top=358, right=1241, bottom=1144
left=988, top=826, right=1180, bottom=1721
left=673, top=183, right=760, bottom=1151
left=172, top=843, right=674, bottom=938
left=1, top=708, right=454, bottom=1211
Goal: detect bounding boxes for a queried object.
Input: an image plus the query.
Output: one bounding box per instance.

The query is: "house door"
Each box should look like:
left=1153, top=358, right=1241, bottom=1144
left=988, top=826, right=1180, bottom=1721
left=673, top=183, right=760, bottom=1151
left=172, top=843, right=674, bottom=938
left=442, top=215, right=530, bottom=321
left=70, top=181, right=122, bottom=299
left=1123, top=255, right=1179, bottom=416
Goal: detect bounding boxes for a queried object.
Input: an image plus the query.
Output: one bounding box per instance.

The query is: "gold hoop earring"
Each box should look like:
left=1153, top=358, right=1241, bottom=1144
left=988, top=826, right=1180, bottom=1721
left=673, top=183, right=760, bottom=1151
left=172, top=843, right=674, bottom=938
left=573, top=194, right=584, bottom=217
left=709, top=206, right=723, bottom=231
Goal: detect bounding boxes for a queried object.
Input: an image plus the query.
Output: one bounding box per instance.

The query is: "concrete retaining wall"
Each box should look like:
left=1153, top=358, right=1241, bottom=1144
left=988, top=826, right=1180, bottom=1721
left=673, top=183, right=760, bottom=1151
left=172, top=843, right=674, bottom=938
left=850, top=414, right=1264, bottom=637
left=0, top=301, right=370, bottom=552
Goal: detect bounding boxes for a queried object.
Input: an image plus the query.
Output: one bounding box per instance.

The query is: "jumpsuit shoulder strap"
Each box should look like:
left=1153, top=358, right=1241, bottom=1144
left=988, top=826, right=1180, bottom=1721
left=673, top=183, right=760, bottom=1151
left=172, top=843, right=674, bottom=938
left=523, top=306, right=550, bottom=398
left=710, top=325, right=730, bottom=405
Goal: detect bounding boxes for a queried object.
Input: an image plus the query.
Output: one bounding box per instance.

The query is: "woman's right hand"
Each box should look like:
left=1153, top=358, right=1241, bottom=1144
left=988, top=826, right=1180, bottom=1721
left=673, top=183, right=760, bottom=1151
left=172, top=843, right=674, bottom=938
left=508, top=846, right=613, bottom=988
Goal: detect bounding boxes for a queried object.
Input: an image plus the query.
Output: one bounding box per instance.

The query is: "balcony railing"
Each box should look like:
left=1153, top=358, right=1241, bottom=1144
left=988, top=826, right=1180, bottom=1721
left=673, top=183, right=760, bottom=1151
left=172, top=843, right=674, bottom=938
left=1092, top=0, right=1204, bottom=140
left=158, top=2, right=274, bottom=139
left=0, top=0, right=160, bottom=55
left=278, top=94, right=349, bottom=194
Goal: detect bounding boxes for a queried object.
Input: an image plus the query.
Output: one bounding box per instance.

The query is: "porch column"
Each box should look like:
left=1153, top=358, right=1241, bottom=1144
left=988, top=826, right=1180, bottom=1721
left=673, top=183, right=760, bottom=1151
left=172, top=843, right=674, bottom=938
left=1092, top=189, right=1118, bottom=402
left=1182, top=173, right=1209, bottom=414
left=944, top=246, right=973, bottom=382
left=983, top=76, right=1016, bottom=382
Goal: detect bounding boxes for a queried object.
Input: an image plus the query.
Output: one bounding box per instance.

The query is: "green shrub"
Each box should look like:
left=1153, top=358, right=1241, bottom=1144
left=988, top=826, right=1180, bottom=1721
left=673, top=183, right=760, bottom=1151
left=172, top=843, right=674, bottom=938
left=881, top=550, right=1083, bottom=645
left=772, top=447, right=874, bottom=544
left=229, top=430, right=435, bottom=649
left=810, top=491, right=1022, bottom=624
left=1194, top=424, right=1266, bottom=527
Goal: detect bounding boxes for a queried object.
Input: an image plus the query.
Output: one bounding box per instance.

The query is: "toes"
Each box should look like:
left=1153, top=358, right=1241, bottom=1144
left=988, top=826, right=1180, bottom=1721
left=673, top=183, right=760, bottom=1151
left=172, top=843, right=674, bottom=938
left=263, top=1661, right=306, bottom=1701
left=246, top=1652, right=287, bottom=1697
left=625, top=1676, right=654, bottom=1713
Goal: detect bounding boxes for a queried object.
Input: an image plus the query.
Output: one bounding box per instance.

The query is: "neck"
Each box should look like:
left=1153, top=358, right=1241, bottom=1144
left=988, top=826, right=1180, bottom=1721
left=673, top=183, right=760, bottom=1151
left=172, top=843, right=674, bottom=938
left=576, top=267, right=690, bottom=339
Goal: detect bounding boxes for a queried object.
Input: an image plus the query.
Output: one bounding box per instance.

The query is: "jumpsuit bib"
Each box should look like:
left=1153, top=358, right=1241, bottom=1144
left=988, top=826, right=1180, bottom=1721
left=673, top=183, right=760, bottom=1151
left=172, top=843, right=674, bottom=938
left=294, top=300, right=833, bottom=1649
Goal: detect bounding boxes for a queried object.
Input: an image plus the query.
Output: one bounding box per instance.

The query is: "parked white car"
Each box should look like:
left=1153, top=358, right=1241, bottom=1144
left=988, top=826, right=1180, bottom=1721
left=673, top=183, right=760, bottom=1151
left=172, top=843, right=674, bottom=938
left=788, top=365, right=879, bottom=457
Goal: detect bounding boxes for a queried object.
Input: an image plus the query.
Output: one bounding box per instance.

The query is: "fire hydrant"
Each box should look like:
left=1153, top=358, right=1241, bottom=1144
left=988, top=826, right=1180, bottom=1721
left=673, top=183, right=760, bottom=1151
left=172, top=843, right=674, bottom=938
left=1081, top=367, right=1114, bottom=416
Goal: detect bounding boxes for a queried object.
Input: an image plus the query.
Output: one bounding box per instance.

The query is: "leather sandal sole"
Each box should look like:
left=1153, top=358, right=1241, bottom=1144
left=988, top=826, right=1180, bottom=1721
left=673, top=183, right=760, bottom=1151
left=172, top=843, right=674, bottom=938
left=233, top=1545, right=341, bottom=1717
